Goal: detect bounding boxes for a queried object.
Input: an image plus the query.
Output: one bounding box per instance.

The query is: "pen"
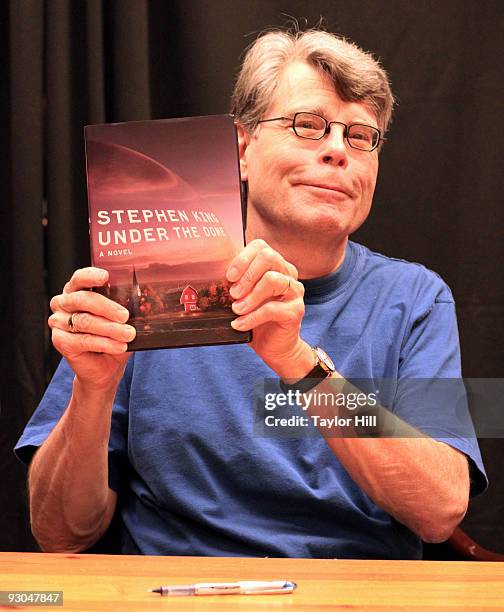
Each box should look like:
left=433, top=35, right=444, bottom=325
left=149, top=580, right=297, bottom=596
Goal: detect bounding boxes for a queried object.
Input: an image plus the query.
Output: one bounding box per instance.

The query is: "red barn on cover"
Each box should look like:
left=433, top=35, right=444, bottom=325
left=180, top=285, right=199, bottom=312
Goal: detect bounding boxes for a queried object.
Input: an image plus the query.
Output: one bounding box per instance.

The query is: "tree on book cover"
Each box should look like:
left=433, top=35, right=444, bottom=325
left=85, top=114, right=250, bottom=350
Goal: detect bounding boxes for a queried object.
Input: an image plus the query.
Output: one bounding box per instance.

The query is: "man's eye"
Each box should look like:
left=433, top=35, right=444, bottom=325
left=350, top=130, right=372, bottom=142
left=299, top=120, right=317, bottom=129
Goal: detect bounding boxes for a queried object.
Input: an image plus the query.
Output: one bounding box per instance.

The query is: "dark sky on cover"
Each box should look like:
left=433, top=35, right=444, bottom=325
left=85, top=115, right=245, bottom=281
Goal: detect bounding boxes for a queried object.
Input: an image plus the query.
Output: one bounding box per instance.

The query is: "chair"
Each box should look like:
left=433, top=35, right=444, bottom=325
left=447, top=526, right=504, bottom=561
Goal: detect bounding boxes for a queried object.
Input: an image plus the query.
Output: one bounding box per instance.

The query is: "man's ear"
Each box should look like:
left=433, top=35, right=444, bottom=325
left=236, top=123, right=251, bottom=182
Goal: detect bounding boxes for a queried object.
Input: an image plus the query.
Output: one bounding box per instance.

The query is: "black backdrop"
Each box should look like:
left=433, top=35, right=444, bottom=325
left=1, top=0, right=503, bottom=554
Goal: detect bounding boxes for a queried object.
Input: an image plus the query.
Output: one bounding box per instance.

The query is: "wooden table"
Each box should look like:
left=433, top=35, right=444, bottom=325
left=1, top=552, right=504, bottom=610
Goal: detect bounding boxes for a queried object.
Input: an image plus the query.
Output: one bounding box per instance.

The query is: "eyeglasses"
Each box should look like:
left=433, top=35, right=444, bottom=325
left=257, top=111, right=383, bottom=152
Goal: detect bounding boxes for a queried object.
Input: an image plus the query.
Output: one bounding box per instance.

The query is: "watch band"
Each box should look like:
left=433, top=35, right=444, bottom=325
left=279, top=346, right=335, bottom=394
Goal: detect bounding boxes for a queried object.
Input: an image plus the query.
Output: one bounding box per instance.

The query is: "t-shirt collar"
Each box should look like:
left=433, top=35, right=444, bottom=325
left=300, top=241, right=358, bottom=303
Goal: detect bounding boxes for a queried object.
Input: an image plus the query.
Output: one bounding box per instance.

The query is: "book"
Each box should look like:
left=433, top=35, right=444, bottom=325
left=84, top=114, right=251, bottom=350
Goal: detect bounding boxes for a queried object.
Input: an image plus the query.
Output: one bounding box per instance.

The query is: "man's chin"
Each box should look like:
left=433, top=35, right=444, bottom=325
left=289, top=213, right=353, bottom=240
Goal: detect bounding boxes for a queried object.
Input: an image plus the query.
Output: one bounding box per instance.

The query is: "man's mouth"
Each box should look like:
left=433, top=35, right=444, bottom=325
left=297, top=182, right=352, bottom=198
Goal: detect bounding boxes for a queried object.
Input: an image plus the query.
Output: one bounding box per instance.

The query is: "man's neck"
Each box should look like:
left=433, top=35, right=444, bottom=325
left=245, top=223, right=348, bottom=280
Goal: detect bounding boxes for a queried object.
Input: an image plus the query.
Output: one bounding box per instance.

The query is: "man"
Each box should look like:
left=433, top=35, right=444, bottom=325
left=16, top=28, right=486, bottom=559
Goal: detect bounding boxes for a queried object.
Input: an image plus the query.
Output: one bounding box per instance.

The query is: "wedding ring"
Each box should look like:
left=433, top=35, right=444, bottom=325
left=68, top=312, right=78, bottom=333
left=280, top=276, right=291, bottom=295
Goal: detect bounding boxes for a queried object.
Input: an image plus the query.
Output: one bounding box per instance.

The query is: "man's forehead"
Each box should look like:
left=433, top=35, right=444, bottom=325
left=272, top=61, right=336, bottom=99
left=267, top=61, right=377, bottom=124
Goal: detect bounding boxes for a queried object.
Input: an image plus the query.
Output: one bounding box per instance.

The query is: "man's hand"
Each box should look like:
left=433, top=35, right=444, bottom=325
left=227, top=239, right=313, bottom=379
left=48, top=267, right=136, bottom=391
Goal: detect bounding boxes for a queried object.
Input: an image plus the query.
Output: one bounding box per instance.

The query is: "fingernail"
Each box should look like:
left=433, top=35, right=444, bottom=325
left=126, top=326, right=136, bottom=341
left=230, top=283, right=242, bottom=298
left=227, top=266, right=239, bottom=282
left=116, top=307, right=130, bottom=321
left=231, top=318, right=246, bottom=330
left=232, top=300, right=245, bottom=314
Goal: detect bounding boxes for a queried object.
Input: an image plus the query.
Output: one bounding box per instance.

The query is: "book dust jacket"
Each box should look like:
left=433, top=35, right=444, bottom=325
left=85, top=114, right=251, bottom=350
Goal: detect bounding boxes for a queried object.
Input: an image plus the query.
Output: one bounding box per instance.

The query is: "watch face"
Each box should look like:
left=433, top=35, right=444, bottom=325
left=314, top=347, right=335, bottom=372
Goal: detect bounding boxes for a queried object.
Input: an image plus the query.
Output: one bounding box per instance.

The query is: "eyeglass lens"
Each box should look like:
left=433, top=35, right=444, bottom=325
left=294, top=112, right=379, bottom=150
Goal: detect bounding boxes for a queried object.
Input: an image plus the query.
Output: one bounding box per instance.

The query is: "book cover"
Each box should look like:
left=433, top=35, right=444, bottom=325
left=85, top=114, right=251, bottom=350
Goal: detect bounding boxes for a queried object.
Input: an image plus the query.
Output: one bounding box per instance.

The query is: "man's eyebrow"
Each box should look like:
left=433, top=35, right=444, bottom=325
left=287, top=106, right=379, bottom=129
left=288, top=106, right=327, bottom=117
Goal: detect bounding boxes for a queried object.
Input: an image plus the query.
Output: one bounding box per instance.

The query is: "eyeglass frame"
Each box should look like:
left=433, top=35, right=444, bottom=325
left=256, top=111, right=385, bottom=152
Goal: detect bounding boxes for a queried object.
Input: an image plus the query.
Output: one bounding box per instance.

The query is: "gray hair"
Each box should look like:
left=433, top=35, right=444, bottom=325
left=231, top=28, right=394, bottom=135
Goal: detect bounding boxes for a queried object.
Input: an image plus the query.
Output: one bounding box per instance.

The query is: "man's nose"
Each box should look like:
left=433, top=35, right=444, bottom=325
left=318, top=122, right=348, bottom=166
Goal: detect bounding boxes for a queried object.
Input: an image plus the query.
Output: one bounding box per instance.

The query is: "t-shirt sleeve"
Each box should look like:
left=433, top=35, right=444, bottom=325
left=393, top=276, right=487, bottom=497
left=14, top=357, right=132, bottom=495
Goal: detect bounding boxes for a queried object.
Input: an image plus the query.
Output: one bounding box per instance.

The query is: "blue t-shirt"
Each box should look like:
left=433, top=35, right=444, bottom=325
left=15, top=241, right=487, bottom=559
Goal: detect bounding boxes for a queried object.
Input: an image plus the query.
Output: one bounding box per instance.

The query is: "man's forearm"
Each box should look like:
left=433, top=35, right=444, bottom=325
left=326, top=434, right=469, bottom=542
left=310, top=376, right=470, bottom=542
left=28, top=377, right=117, bottom=552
